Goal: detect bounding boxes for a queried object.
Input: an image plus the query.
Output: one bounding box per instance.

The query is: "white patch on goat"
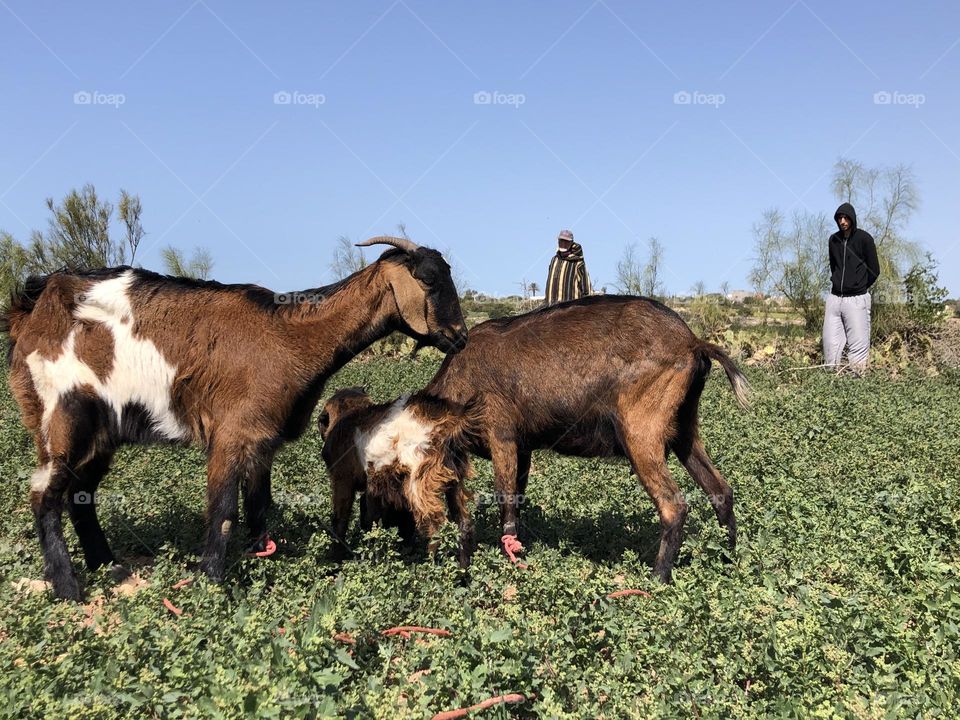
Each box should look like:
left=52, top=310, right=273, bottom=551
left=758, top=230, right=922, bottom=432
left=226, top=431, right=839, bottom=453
left=355, top=395, right=434, bottom=487
left=25, top=270, right=190, bottom=445
left=30, top=464, right=52, bottom=493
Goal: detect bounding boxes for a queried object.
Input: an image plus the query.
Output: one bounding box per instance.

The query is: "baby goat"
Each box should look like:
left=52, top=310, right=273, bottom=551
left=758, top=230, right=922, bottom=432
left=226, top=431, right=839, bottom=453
left=318, top=387, right=478, bottom=566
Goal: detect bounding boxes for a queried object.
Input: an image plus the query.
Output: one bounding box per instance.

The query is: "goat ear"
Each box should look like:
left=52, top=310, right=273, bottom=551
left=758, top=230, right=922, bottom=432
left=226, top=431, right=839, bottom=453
left=318, top=410, right=331, bottom=440
left=387, top=266, right=429, bottom=336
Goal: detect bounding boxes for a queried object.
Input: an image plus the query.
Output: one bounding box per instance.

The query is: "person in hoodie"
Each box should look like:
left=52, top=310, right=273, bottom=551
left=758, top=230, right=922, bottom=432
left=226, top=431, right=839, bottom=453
left=545, top=229, right=592, bottom=305
left=823, top=202, right=881, bottom=371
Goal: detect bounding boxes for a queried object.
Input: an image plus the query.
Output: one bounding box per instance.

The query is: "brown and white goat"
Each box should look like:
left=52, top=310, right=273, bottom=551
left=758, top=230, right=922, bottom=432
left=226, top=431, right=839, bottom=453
left=2, top=236, right=467, bottom=600
left=318, top=387, right=478, bottom=566
left=425, top=294, right=750, bottom=583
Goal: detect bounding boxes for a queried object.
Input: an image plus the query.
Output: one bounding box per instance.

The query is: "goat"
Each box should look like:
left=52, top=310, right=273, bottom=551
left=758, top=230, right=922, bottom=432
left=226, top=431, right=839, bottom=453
left=1, top=236, right=467, bottom=600
left=318, top=387, right=478, bottom=567
left=425, top=294, right=749, bottom=583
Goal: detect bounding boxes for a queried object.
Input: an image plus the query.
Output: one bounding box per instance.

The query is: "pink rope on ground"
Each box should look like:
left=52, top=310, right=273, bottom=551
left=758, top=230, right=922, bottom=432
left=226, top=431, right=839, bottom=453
left=246, top=533, right=277, bottom=558
left=500, top=534, right=528, bottom=568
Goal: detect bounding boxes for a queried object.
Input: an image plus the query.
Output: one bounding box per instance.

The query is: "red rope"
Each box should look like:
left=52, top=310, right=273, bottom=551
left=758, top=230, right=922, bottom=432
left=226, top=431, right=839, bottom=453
left=432, top=692, right=530, bottom=720
left=500, top=534, right=528, bottom=568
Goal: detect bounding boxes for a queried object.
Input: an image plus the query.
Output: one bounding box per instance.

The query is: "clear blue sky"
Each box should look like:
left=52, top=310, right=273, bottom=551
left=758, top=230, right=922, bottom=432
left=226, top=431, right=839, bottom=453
left=2, top=1, right=958, bottom=296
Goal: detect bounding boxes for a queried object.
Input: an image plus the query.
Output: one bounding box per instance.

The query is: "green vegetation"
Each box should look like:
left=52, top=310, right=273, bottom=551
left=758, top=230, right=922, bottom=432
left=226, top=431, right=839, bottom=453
left=1, top=357, right=959, bottom=718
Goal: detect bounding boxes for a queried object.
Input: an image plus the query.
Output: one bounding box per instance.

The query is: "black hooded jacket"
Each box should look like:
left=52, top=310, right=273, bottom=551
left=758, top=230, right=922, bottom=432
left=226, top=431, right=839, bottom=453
left=828, top=202, right=880, bottom=296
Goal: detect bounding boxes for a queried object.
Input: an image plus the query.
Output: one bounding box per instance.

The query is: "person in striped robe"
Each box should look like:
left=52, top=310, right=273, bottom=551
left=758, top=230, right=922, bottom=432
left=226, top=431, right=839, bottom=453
left=544, top=229, right=592, bottom=305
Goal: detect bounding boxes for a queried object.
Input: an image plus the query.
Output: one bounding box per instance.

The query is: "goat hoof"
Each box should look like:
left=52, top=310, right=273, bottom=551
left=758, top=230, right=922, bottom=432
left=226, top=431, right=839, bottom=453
left=51, top=574, right=83, bottom=602
left=108, top=564, right=132, bottom=581
left=652, top=567, right=673, bottom=584
left=198, top=561, right=225, bottom=584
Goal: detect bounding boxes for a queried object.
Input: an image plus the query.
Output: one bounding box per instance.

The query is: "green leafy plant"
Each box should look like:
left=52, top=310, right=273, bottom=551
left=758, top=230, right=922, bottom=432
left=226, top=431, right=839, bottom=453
left=1, top=359, right=959, bottom=718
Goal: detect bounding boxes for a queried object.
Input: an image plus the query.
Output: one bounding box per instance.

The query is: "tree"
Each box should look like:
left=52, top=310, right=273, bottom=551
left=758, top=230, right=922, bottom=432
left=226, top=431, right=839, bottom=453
left=1, top=185, right=148, bottom=310
left=0, top=231, right=30, bottom=311
left=117, top=190, right=144, bottom=265
left=528, top=282, right=540, bottom=297
left=25, top=184, right=143, bottom=272
left=617, top=237, right=665, bottom=298
left=161, top=246, right=214, bottom=280
left=748, top=211, right=779, bottom=325
left=691, top=280, right=706, bottom=298
left=641, top=237, right=665, bottom=297
left=751, top=207, right=830, bottom=330
left=330, top=235, right=367, bottom=280
left=616, top=242, right=642, bottom=295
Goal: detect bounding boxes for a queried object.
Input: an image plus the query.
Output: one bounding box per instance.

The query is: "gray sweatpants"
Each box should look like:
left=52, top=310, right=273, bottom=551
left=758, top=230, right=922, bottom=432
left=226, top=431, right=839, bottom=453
left=823, top=292, right=872, bottom=369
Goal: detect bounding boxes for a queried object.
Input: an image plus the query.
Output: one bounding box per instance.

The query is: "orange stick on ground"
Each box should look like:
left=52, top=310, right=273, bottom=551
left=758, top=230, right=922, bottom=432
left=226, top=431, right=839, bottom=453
left=432, top=693, right=530, bottom=720
left=162, top=598, right=183, bottom=616
left=381, top=626, right=453, bottom=640
left=171, top=578, right=193, bottom=590
left=607, top=589, right=652, bottom=599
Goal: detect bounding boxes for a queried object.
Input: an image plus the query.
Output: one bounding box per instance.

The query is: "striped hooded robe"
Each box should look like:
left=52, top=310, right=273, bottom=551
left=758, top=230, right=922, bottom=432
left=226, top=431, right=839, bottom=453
left=544, top=242, right=592, bottom=305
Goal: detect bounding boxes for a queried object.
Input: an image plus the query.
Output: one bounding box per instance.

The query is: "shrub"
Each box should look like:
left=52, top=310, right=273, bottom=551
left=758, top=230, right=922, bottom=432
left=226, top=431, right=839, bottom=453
left=873, top=253, right=948, bottom=346
left=685, top=297, right=733, bottom=342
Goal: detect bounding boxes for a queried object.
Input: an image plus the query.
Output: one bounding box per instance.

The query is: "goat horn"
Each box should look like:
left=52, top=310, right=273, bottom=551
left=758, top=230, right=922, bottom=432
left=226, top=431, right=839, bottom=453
left=355, top=235, right=420, bottom=254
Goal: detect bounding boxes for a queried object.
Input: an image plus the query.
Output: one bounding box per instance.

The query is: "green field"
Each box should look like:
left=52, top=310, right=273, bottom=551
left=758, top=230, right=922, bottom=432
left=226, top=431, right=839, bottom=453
left=1, top=358, right=959, bottom=718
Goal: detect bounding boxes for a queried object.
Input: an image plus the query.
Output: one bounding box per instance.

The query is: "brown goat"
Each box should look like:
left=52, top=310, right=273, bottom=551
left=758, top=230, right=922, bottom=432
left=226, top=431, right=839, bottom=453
left=318, top=388, right=478, bottom=566
left=2, top=236, right=467, bottom=600
left=425, top=294, right=749, bottom=582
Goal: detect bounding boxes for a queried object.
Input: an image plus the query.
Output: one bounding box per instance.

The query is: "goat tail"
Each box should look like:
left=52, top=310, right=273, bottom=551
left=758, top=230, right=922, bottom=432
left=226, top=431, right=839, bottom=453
left=441, top=395, right=485, bottom=451
left=699, top=343, right=751, bottom=410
